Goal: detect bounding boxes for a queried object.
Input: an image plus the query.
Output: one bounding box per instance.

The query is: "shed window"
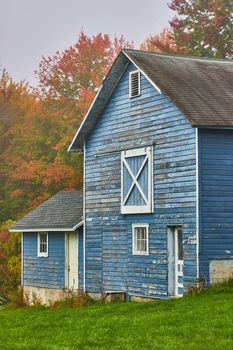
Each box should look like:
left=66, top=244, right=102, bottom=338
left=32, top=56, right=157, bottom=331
left=132, top=224, right=149, bottom=255
left=129, top=70, right=140, bottom=98
left=121, top=146, right=153, bottom=214
left=38, top=233, right=48, bottom=257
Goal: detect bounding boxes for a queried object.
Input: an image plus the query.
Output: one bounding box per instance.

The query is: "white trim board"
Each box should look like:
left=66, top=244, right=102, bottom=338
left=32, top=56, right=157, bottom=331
left=21, top=233, right=24, bottom=286
left=9, top=221, right=84, bottom=233
left=83, top=141, right=86, bottom=292
left=68, top=60, right=130, bottom=152
left=196, top=128, right=199, bottom=279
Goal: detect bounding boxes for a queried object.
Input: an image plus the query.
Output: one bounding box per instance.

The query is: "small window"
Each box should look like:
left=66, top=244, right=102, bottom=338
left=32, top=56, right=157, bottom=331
left=38, top=233, right=48, bottom=257
left=132, top=224, right=149, bottom=255
left=129, top=70, right=140, bottom=98
left=121, top=146, right=153, bottom=214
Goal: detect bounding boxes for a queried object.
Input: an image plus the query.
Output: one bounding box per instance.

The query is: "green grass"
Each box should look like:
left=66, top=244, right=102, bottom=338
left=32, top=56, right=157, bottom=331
left=0, top=285, right=233, bottom=350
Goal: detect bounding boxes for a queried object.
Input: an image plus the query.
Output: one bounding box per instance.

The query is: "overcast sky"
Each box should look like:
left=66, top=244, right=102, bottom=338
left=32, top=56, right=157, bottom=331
left=0, top=0, right=173, bottom=86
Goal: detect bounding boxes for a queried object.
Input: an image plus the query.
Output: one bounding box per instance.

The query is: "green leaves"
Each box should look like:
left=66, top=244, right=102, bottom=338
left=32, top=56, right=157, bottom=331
left=169, top=0, right=233, bottom=59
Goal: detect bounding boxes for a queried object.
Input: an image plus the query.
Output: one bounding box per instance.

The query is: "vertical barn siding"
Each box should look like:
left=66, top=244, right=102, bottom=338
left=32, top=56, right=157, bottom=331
left=85, top=62, right=197, bottom=298
left=199, top=129, right=233, bottom=280
left=23, top=232, right=65, bottom=289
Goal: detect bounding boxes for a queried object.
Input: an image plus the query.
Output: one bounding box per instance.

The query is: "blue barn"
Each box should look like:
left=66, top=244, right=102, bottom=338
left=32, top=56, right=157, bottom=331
left=11, top=50, right=233, bottom=303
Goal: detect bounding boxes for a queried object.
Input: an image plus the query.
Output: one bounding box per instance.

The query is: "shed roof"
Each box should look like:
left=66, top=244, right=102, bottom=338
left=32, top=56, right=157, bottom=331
left=69, top=49, right=233, bottom=151
left=9, top=191, right=83, bottom=232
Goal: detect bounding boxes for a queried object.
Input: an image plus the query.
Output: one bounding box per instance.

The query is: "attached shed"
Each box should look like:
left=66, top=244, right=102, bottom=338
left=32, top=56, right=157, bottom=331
left=10, top=191, right=83, bottom=304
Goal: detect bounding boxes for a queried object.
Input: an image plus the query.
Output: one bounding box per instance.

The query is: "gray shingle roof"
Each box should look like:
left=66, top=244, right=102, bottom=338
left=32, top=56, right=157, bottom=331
left=124, top=49, right=233, bottom=127
left=69, top=49, right=233, bottom=151
left=10, top=191, right=83, bottom=232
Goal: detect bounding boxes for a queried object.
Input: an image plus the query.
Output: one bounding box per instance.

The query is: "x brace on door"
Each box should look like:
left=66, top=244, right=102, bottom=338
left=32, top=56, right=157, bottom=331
left=122, top=155, right=148, bottom=205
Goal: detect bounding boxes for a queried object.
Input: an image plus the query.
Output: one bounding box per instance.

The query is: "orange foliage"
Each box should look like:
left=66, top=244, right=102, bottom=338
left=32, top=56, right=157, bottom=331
left=0, top=32, right=133, bottom=294
left=141, top=28, right=185, bottom=54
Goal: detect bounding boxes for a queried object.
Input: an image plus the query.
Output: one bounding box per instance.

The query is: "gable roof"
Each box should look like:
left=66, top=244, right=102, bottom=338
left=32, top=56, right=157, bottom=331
left=9, top=191, right=83, bottom=232
left=69, top=49, right=233, bottom=151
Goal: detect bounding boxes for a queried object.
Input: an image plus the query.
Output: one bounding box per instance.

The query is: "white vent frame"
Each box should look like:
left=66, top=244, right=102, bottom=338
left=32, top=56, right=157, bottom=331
left=129, top=70, right=141, bottom=98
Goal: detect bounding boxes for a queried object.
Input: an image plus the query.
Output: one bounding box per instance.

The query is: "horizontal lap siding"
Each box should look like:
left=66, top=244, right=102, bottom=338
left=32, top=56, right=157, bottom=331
left=23, top=232, right=65, bottom=289
left=85, top=62, right=197, bottom=298
left=199, top=129, right=233, bottom=280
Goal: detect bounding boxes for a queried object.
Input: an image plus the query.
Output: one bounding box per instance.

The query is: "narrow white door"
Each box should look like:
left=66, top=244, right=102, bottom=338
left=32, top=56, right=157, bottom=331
left=168, top=227, right=184, bottom=296
left=175, top=228, right=184, bottom=296
left=66, top=232, right=78, bottom=290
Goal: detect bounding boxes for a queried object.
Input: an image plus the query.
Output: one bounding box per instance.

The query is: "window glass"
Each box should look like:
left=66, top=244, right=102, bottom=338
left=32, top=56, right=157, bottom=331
left=38, top=233, right=48, bottom=257
left=178, top=229, right=183, bottom=260
left=133, top=225, right=148, bottom=255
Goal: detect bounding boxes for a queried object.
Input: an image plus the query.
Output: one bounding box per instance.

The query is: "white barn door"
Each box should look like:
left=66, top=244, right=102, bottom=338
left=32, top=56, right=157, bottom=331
left=66, top=232, right=78, bottom=290
left=168, top=227, right=184, bottom=296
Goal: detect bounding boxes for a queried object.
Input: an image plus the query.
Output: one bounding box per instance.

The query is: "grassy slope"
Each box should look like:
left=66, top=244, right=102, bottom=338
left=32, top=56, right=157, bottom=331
left=0, top=287, right=233, bottom=350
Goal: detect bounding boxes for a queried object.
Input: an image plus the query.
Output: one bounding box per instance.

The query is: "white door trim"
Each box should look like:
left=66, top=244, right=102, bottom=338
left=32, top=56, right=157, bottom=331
left=168, top=227, right=184, bottom=297
left=65, top=232, right=79, bottom=290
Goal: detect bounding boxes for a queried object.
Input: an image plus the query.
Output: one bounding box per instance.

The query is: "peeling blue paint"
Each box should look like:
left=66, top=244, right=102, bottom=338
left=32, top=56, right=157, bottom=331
left=84, top=62, right=197, bottom=298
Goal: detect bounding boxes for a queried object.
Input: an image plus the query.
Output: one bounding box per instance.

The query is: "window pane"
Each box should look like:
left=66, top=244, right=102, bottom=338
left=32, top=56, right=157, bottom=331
left=135, top=227, right=147, bottom=254
left=39, top=234, right=47, bottom=254
left=178, top=229, right=183, bottom=260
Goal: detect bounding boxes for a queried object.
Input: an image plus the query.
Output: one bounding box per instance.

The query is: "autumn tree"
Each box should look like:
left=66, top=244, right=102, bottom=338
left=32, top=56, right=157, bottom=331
left=0, top=32, right=132, bottom=293
left=0, top=220, right=21, bottom=295
left=0, top=32, right=132, bottom=221
left=169, top=0, right=233, bottom=58
left=37, top=32, right=133, bottom=128
left=0, top=70, right=39, bottom=222
left=34, top=32, right=133, bottom=177
left=140, top=28, right=184, bottom=53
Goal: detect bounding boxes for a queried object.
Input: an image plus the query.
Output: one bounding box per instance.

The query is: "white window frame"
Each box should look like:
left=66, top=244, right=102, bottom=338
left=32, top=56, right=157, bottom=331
left=132, top=224, right=149, bottom=256
left=121, top=146, right=153, bottom=214
left=37, top=232, right=48, bottom=257
left=129, top=70, right=141, bottom=98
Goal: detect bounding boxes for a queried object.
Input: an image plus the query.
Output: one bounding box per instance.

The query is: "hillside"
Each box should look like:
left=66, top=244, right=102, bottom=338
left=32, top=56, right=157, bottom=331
left=0, top=285, right=233, bottom=349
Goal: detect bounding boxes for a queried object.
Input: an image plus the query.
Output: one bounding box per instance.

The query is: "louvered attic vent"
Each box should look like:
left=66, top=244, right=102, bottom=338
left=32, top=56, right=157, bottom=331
left=129, top=70, right=140, bottom=98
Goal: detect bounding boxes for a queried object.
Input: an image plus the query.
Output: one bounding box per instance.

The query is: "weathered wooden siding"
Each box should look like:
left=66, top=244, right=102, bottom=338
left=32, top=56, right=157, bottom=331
left=23, top=232, right=65, bottom=289
left=85, top=62, right=197, bottom=298
left=199, top=129, right=233, bottom=280
left=23, top=230, right=83, bottom=289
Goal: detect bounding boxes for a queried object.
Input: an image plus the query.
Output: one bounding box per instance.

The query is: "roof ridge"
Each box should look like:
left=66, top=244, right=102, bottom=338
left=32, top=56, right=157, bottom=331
left=123, top=49, right=233, bottom=64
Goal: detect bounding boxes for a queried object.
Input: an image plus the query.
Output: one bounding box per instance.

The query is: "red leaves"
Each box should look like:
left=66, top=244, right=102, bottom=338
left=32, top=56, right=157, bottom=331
left=36, top=32, right=133, bottom=102
left=169, top=18, right=183, bottom=29
left=0, top=31, right=133, bottom=294
left=141, top=28, right=184, bottom=54
left=42, top=163, right=79, bottom=188
left=167, top=0, right=233, bottom=59
left=0, top=31, right=132, bottom=230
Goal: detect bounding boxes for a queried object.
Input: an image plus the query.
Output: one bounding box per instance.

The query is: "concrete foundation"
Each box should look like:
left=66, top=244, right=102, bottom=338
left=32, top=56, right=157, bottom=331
left=23, top=286, right=64, bottom=305
left=105, top=292, right=126, bottom=302
left=131, top=296, right=159, bottom=302
left=210, top=259, right=233, bottom=284
left=88, top=292, right=103, bottom=301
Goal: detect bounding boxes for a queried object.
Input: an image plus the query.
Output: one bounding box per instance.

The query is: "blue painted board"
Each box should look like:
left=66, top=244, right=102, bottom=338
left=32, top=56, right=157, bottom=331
left=23, top=229, right=83, bottom=290
left=199, top=129, right=233, bottom=280
left=84, top=61, right=197, bottom=298
left=23, top=232, right=65, bottom=289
